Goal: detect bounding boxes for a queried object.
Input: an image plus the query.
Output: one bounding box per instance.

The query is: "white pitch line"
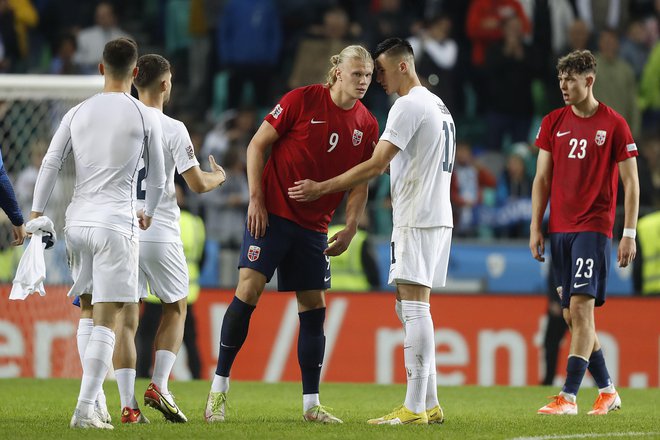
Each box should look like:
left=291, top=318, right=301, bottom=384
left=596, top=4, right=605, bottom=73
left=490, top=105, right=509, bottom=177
left=511, top=432, right=660, bottom=440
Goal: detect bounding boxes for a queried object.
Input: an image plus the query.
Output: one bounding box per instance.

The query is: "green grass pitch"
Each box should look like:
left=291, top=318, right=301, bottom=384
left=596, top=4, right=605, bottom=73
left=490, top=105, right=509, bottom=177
left=1, top=379, right=659, bottom=439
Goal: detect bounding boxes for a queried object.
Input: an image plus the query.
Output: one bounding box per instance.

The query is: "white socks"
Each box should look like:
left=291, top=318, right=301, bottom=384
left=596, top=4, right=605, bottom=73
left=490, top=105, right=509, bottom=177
left=211, top=375, right=230, bottom=393
left=152, top=350, right=177, bottom=395
left=77, top=326, right=115, bottom=418
left=401, top=300, right=434, bottom=415
left=76, top=318, right=93, bottom=365
left=396, top=300, right=438, bottom=411
left=115, top=368, right=138, bottom=409
left=303, top=393, right=320, bottom=412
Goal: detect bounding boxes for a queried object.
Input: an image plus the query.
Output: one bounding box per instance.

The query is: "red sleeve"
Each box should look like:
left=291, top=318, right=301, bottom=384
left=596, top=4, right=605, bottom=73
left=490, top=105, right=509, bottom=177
left=361, top=118, right=379, bottom=162
left=535, top=114, right=553, bottom=153
left=264, top=88, right=304, bottom=137
left=612, top=116, right=638, bottom=162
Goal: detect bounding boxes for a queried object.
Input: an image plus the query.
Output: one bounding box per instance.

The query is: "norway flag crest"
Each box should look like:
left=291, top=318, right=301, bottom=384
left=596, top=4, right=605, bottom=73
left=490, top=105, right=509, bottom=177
left=352, top=129, right=363, bottom=146
left=595, top=130, right=607, bottom=146
left=247, top=245, right=261, bottom=262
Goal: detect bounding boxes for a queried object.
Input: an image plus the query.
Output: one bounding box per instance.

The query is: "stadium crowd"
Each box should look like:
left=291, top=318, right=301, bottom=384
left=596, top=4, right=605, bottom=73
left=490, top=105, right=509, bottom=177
left=1, top=0, right=660, bottom=287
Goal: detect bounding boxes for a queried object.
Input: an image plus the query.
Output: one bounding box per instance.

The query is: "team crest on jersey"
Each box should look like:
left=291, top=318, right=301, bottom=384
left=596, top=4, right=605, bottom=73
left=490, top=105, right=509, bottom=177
left=270, top=104, right=283, bottom=119
left=186, top=144, right=195, bottom=159
left=595, top=130, right=607, bottom=146
left=247, top=245, right=261, bottom=262
left=352, top=129, right=363, bottom=146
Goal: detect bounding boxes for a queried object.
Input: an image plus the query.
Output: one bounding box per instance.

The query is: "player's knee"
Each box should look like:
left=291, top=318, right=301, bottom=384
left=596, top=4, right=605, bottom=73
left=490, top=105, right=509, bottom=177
left=163, top=299, right=187, bottom=320
left=235, top=271, right=266, bottom=305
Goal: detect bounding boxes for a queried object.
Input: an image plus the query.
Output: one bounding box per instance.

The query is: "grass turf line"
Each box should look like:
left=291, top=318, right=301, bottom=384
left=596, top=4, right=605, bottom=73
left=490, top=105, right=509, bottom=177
left=0, top=379, right=658, bottom=439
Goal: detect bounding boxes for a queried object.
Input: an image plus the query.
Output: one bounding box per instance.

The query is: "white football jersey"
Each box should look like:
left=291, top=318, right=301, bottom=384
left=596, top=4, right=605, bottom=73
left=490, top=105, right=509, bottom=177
left=137, top=110, right=199, bottom=242
left=32, top=92, right=166, bottom=239
left=380, top=86, right=455, bottom=228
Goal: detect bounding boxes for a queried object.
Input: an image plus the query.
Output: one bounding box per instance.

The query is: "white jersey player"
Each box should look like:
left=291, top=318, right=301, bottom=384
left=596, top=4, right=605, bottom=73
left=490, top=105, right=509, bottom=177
left=288, top=37, right=455, bottom=425
left=112, top=53, right=226, bottom=425
left=30, top=38, right=166, bottom=430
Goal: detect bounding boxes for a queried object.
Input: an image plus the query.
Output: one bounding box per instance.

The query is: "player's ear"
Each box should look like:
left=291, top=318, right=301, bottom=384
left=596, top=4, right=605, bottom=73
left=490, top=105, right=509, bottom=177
left=132, top=66, right=139, bottom=79
left=585, top=74, right=594, bottom=87
left=98, top=63, right=104, bottom=76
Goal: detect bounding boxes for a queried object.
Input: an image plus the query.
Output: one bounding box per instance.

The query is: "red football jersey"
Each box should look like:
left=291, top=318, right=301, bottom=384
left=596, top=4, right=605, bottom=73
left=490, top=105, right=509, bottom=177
left=263, top=84, right=379, bottom=232
left=535, top=102, right=638, bottom=238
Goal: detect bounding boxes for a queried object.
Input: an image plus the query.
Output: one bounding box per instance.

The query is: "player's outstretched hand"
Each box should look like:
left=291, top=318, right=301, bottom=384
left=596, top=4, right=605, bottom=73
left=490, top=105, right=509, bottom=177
left=247, top=197, right=268, bottom=239
left=324, top=227, right=355, bottom=257
left=288, top=179, right=322, bottom=202
left=617, top=237, right=636, bottom=268
left=12, top=224, right=26, bottom=246
left=208, top=155, right=227, bottom=186
left=137, top=210, right=153, bottom=230
left=529, top=229, right=545, bottom=262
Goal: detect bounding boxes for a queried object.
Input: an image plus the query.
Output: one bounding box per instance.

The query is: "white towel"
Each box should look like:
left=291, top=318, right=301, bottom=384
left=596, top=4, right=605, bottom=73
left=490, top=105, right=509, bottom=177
left=9, top=216, right=57, bottom=300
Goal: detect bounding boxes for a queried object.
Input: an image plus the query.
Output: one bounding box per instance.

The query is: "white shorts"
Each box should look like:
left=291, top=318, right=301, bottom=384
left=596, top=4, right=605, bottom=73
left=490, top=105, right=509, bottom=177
left=388, top=226, right=452, bottom=289
left=138, top=241, right=189, bottom=304
left=65, top=226, right=139, bottom=304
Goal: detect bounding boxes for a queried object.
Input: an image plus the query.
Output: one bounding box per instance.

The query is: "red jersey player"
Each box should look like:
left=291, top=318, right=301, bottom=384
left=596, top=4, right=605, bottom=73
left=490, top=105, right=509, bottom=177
left=205, top=45, right=378, bottom=424
left=530, top=50, right=639, bottom=416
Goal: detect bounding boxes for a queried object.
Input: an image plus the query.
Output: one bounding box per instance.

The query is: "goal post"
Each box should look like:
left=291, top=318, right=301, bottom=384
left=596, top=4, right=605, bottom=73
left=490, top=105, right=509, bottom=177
left=0, top=74, right=103, bottom=283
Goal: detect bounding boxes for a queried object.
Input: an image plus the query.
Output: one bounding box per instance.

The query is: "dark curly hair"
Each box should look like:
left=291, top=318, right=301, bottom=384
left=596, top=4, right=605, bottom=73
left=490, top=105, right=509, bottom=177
left=557, top=50, right=597, bottom=76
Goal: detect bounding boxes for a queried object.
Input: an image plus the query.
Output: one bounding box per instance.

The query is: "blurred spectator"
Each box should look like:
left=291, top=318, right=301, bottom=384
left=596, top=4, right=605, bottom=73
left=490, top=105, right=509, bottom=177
left=5, top=0, right=38, bottom=72
left=494, top=148, right=532, bottom=238
left=638, top=136, right=660, bottom=208
left=620, top=19, right=653, bottom=79
left=574, top=0, right=630, bottom=34
left=466, top=0, right=531, bottom=114
left=0, top=0, right=20, bottom=72
left=184, top=0, right=224, bottom=113
left=288, top=6, right=356, bottom=90
left=563, top=18, right=593, bottom=53
left=49, top=31, right=82, bottom=74
left=199, top=145, right=248, bottom=286
left=0, top=218, right=22, bottom=280
left=529, top=0, right=575, bottom=56
left=201, top=106, right=257, bottom=164
left=74, top=1, right=130, bottom=74
left=466, top=0, right=530, bottom=67
left=363, top=0, right=417, bottom=50
left=593, top=28, right=641, bottom=137
left=14, top=138, right=68, bottom=232
left=217, top=0, right=281, bottom=109
left=369, top=173, right=392, bottom=237
left=483, top=15, right=537, bottom=151
left=408, top=13, right=458, bottom=111
left=451, top=141, right=497, bottom=237
left=639, top=39, right=660, bottom=129
left=633, top=210, right=660, bottom=296
left=327, top=215, right=380, bottom=291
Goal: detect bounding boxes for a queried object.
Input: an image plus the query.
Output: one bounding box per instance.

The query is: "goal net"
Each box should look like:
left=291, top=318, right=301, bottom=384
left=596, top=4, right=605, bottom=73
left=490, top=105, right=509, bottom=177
left=0, top=75, right=103, bottom=378
left=0, top=74, right=103, bottom=284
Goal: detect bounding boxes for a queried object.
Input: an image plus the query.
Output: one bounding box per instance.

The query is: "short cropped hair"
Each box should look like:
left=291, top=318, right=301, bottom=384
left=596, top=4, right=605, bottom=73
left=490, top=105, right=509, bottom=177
left=325, top=45, right=373, bottom=87
left=102, top=37, right=138, bottom=77
left=134, top=54, right=171, bottom=89
left=557, top=50, right=597, bottom=76
left=374, top=37, right=415, bottom=61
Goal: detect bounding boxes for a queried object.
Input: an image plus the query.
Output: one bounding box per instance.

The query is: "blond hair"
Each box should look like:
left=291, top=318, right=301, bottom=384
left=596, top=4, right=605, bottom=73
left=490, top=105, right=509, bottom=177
left=325, top=45, right=373, bottom=87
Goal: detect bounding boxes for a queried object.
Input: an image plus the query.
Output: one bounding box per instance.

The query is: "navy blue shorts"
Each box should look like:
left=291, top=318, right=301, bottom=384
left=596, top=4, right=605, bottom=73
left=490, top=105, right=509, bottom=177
left=550, top=232, right=611, bottom=308
left=238, top=213, right=330, bottom=292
